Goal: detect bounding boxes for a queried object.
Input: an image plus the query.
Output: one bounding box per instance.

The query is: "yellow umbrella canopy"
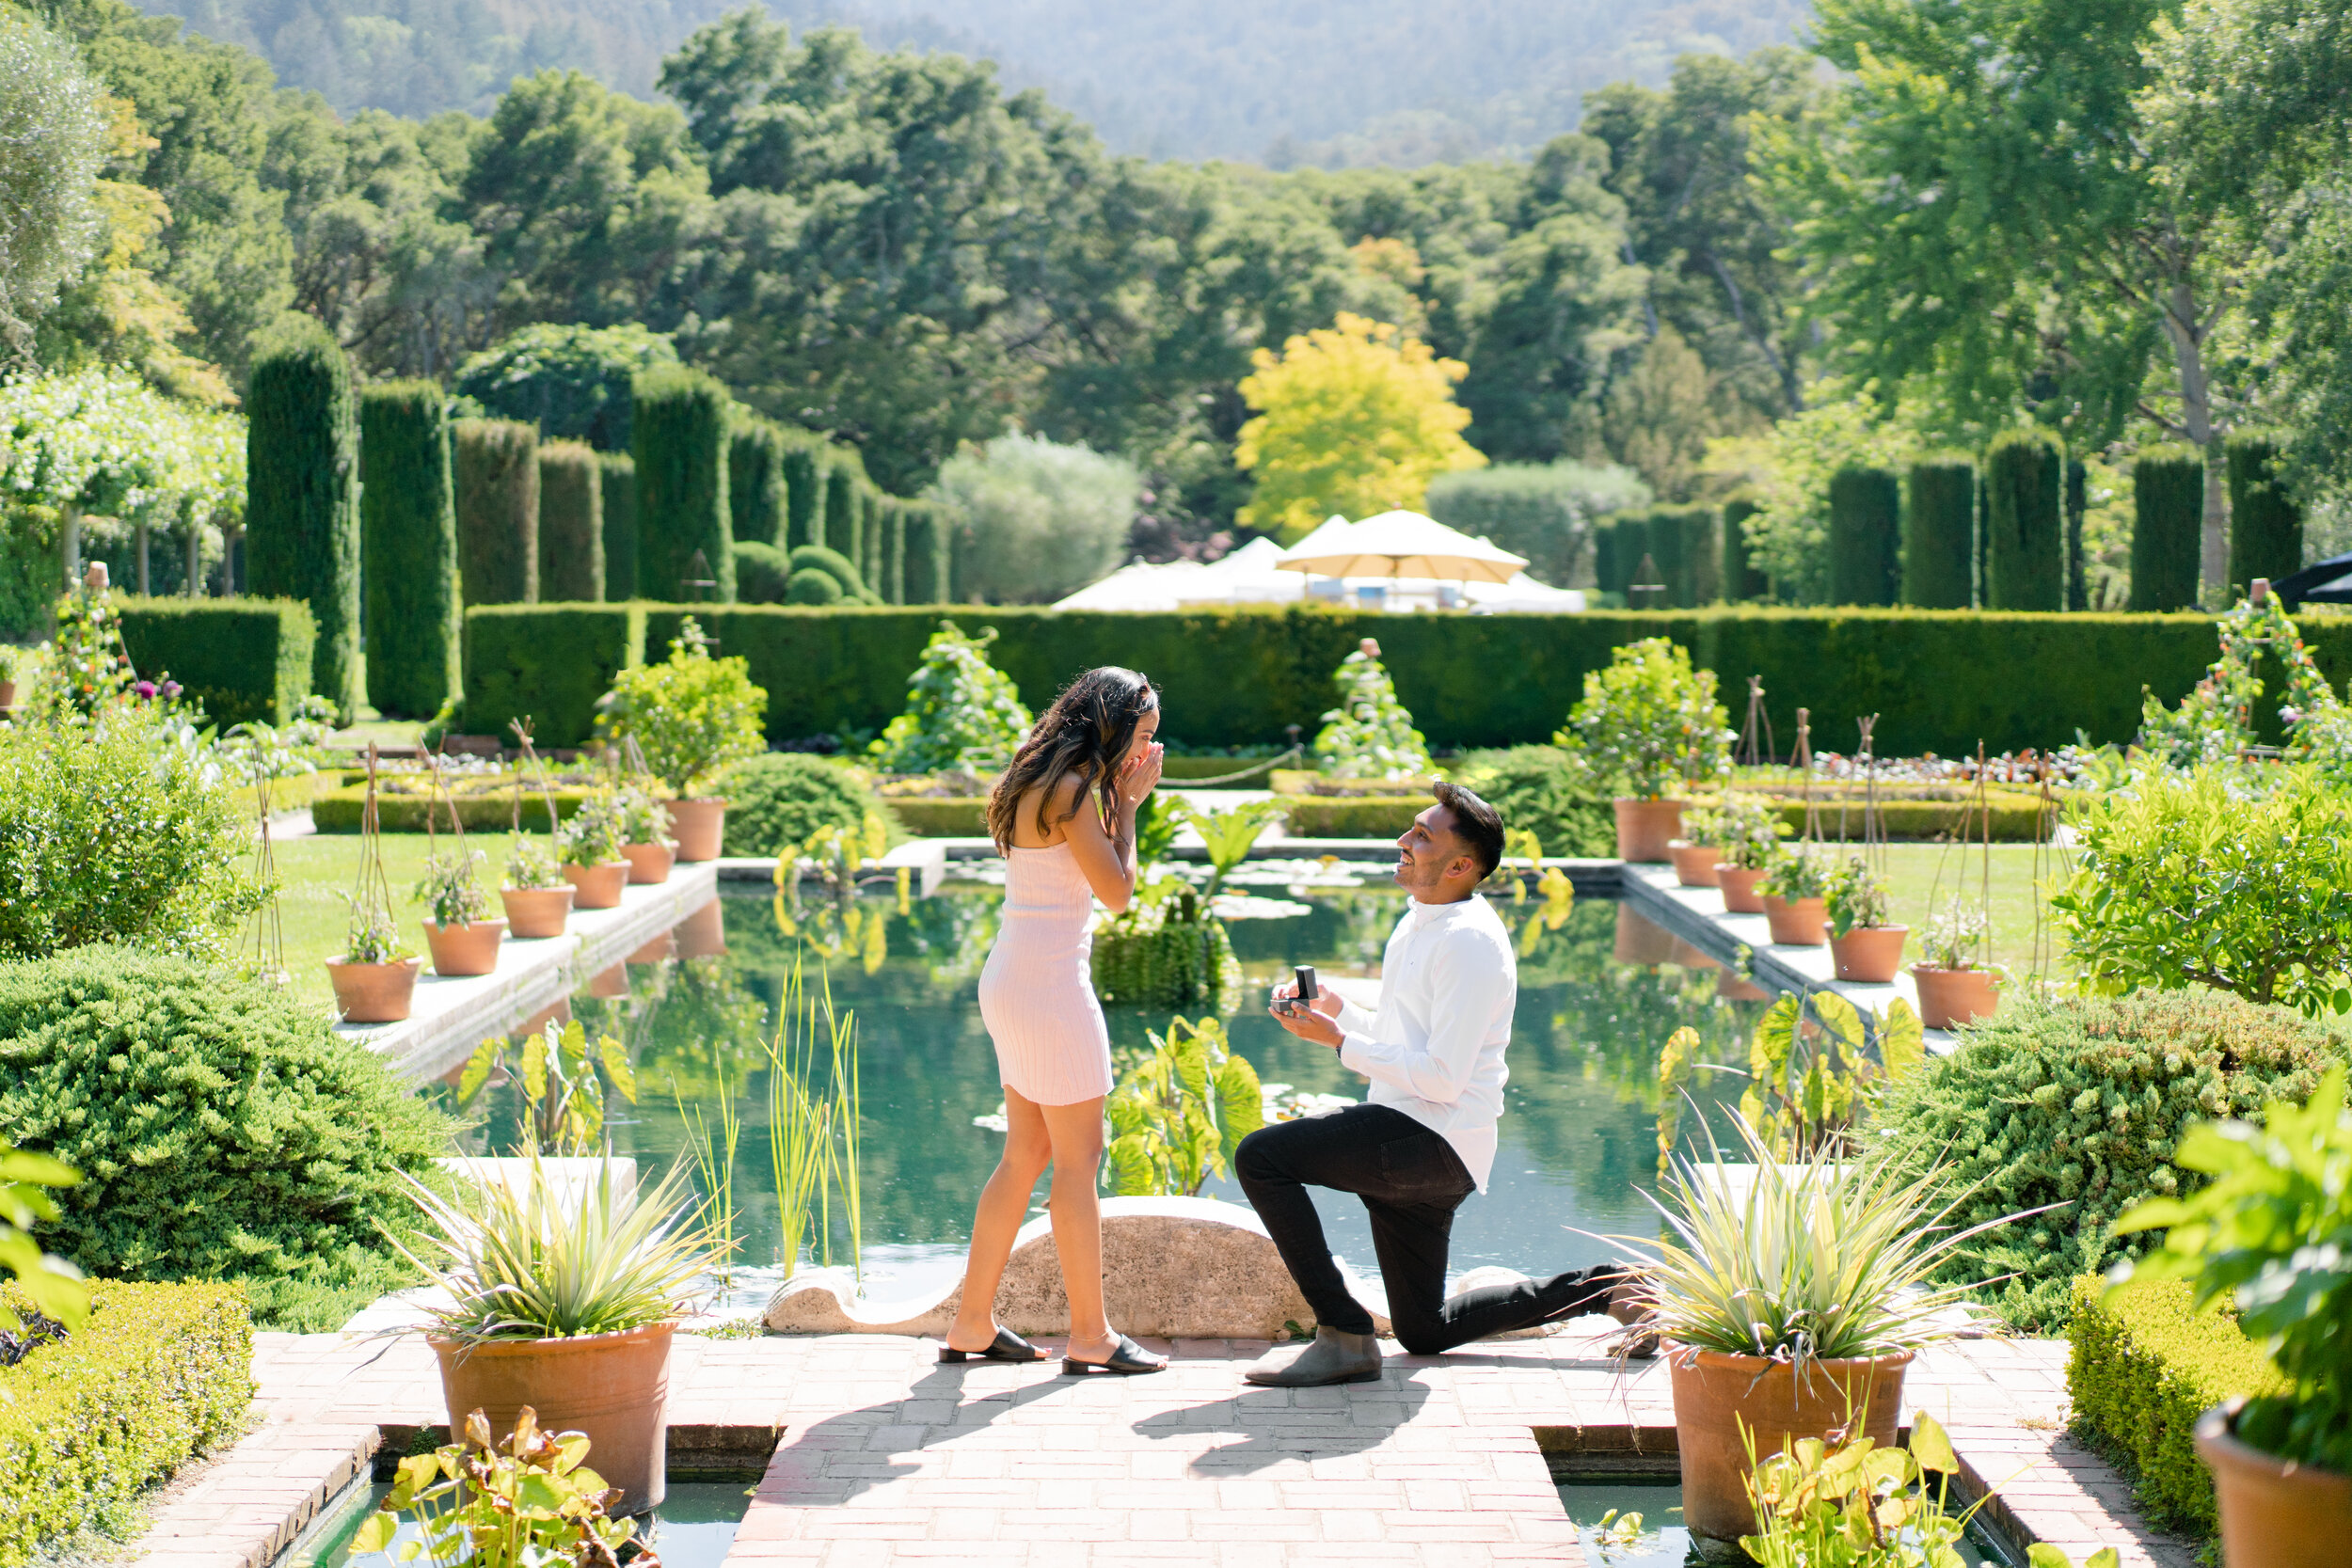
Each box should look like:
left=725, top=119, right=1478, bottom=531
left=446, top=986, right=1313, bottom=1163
left=1273, top=510, right=1529, bottom=584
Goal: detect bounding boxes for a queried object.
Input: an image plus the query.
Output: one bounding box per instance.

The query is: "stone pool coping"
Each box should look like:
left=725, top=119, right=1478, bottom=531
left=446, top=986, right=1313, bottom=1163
left=120, top=1327, right=2190, bottom=1568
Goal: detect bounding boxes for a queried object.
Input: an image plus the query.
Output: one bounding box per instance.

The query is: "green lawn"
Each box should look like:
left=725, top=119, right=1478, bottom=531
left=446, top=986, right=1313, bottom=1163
left=1872, top=841, right=2071, bottom=978
left=265, top=831, right=532, bottom=1011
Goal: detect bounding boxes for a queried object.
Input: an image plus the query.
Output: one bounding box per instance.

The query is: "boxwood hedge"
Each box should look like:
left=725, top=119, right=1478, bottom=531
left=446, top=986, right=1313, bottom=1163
left=115, top=595, right=314, bottom=727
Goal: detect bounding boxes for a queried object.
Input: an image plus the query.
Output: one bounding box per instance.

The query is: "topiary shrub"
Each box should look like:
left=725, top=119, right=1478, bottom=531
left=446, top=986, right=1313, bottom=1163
left=823, top=461, right=859, bottom=565
left=2226, top=430, right=2301, bottom=596
left=1720, top=498, right=1765, bottom=602
left=787, top=545, right=869, bottom=601
left=454, top=419, right=539, bottom=606
left=787, top=568, right=841, bottom=605
left=717, top=753, right=894, bottom=856
left=734, top=540, right=791, bottom=604
left=1828, top=466, right=1900, bottom=607
left=630, top=366, right=733, bottom=603
left=1902, top=459, right=1974, bottom=610
left=1872, top=990, right=2348, bottom=1331
left=599, top=451, right=637, bottom=599
left=782, top=440, right=827, bottom=551
left=901, top=499, right=951, bottom=603
left=536, top=440, right=604, bottom=602
left=1984, top=426, right=2065, bottom=610
left=0, top=946, right=454, bottom=1330
left=1645, top=506, right=1718, bottom=607
left=2132, top=446, right=2203, bottom=612
left=359, top=381, right=460, bottom=718
left=728, top=420, right=787, bottom=546
left=1448, top=745, right=1614, bottom=857
left=246, top=316, right=360, bottom=718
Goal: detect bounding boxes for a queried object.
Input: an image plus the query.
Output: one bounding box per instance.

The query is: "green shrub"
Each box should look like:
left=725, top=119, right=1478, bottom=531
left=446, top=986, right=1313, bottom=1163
left=901, top=499, right=951, bottom=603
left=360, top=384, right=461, bottom=719
left=1985, top=426, right=2065, bottom=610
left=452, top=322, right=676, bottom=452
left=880, top=497, right=905, bottom=604
left=2067, top=1275, right=2287, bottom=1537
left=1872, top=990, right=2347, bottom=1330
left=2226, top=431, right=2301, bottom=596
left=2053, top=767, right=2352, bottom=1015
left=115, top=595, right=314, bottom=727
left=0, top=947, right=453, bottom=1328
left=780, top=439, right=825, bottom=551
left=1424, top=459, right=1649, bottom=590
left=631, top=367, right=734, bottom=603
left=859, top=487, right=885, bottom=591
left=599, top=451, right=637, bottom=600
left=1645, top=506, right=1718, bottom=607
left=1558, top=636, right=1731, bottom=799
left=718, top=754, right=893, bottom=855
left=454, top=419, right=539, bottom=606
left=0, top=1281, right=253, bottom=1568
left=1721, top=498, right=1765, bottom=603
left=597, top=619, right=767, bottom=795
left=930, top=432, right=1138, bottom=604
left=868, top=621, right=1035, bottom=774
left=1828, top=466, right=1900, bottom=607
left=1450, top=746, right=1614, bottom=856
left=1313, top=639, right=1432, bottom=780
left=1092, top=896, right=1240, bottom=1008
left=1594, top=514, right=1629, bottom=595
left=728, top=420, right=787, bottom=546
left=1275, top=795, right=1426, bottom=838
left=734, top=540, right=791, bottom=604
left=1902, top=460, right=1974, bottom=610
left=245, top=315, right=360, bottom=718
left=2132, top=446, right=2203, bottom=612
left=536, top=440, right=604, bottom=603
left=788, top=545, right=868, bottom=601
left=787, top=568, right=841, bottom=605
left=823, top=461, right=858, bottom=563
left=0, top=717, right=265, bottom=960
left=461, top=604, right=643, bottom=748
left=2066, top=457, right=2090, bottom=611
left=311, top=784, right=595, bottom=833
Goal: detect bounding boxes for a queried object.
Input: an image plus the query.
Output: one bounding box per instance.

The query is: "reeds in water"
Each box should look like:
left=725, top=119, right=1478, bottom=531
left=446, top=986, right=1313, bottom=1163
left=766, top=952, right=864, bottom=1280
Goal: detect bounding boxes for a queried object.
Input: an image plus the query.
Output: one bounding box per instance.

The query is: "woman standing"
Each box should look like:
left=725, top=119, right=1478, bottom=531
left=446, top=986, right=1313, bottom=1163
left=940, top=667, right=1168, bottom=1375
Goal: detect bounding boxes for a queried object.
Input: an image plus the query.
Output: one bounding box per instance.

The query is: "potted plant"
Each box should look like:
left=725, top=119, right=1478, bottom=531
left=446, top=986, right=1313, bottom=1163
left=617, top=781, right=674, bottom=885
left=2116, top=1068, right=2352, bottom=1568
left=1612, top=1117, right=2003, bottom=1552
left=1910, top=899, right=2001, bottom=1028
left=327, top=894, right=422, bottom=1022
left=596, top=619, right=767, bottom=863
left=414, top=849, right=506, bottom=976
left=0, top=645, right=22, bottom=715
left=501, top=834, right=575, bottom=939
left=1558, top=638, right=1733, bottom=863
left=1757, top=844, right=1829, bottom=945
left=390, top=1154, right=716, bottom=1516
left=558, top=791, right=630, bottom=910
left=1711, top=793, right=1783, bottom=914
left=1823, top=857, right=1907, bottom=981
left=1668, top=801, right=1723, bottom=888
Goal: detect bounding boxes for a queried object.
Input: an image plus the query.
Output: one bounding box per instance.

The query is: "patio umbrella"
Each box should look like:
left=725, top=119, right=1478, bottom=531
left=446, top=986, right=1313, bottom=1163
left=1273, top=510, right=1528, bottom=584
left=2271, top=552, right=2352, bottom=608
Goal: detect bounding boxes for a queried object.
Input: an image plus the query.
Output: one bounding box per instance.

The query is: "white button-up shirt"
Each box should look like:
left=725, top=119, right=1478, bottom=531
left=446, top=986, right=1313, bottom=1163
left=1330, top=893, right=1517, bottom=1191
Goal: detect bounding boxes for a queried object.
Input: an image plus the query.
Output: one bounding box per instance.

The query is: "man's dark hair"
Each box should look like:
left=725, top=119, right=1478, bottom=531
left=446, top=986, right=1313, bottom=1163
left=1431, top=780, right=1504, bottom=880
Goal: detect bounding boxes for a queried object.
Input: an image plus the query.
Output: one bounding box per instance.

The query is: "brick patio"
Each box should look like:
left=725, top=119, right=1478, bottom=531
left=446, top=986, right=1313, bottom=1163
left=119, top=1323, right=2195, bottom=1568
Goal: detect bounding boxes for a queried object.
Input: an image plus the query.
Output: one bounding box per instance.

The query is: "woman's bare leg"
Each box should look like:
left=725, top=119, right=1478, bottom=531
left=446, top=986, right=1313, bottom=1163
left=1037, top=1096, right=1114, bottom=1360
left=946, top=1086, right=1053, bottom=1352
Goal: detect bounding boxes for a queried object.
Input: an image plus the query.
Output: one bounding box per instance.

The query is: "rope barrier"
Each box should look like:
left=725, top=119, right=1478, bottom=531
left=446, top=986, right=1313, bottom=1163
left=1163, top=745, right=1305, bottom=786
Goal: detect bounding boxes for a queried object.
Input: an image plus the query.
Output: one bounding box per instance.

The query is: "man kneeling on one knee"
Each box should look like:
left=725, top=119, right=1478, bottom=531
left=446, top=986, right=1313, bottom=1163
left=1234, top=781, right=1644, bottom=1387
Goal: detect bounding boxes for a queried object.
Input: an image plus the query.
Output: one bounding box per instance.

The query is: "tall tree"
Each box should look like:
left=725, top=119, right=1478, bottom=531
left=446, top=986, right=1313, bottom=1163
left=0, top=11, right=104, bottom=356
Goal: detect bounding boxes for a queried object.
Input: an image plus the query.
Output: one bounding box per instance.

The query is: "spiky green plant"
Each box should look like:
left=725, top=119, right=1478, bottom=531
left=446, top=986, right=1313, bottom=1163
left=1105, top=1016, right=1263, bottom=1196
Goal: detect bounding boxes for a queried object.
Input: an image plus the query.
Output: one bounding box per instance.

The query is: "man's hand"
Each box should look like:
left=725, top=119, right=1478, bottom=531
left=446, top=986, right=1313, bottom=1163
left=1268, top=980, right=1343, bottom=1049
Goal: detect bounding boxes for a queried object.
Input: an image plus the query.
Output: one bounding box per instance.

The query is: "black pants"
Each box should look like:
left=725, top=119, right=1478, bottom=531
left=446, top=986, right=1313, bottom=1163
left=1233, top=1102, right=1623, bottom=1354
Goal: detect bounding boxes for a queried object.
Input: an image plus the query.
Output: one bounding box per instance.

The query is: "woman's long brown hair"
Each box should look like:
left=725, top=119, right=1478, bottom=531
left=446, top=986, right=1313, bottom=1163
left=987, top=667, right=1159, bottom=852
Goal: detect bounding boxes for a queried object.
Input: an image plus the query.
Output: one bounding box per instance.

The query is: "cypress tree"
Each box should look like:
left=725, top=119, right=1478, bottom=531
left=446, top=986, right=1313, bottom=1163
left=2066, top=459, right=2089, bottom=610
left=1594, top=514, right=1628, bottom=597
left=358, top=381, right=459, bottom=719
left=1827, top=466, right=1900, bottom=607
left=782, top=440, right=826, bottom=550
left=454, top=419, right=539, bottom=606
left=860, top=486, right=886, bottom=590
left=1901, top=459, right=1975, bottom=610
left=1721, top=497, right=1766, bottom=603
left=1984, top=427, right=2065, bottom=610
left=537, top=441, right=605, bottom=602
left=2131, top=446, right=2203, bottom=612
left=727, top=420, right=787, bottom=546
left=1645, top=507, right=1716, bottom=606
left=630, top=366, right=734, bottom=603
left=246, top=317, right=360, bottom=717
left=882, top=498, right=907, bottom=604
left=1975, top=461, right=1991, bottom=607
left=600, top=452, right=637, bottom=600
left=824, top=461, right=859, bottom=575
left=902, top=501, right=948, bottom=603
left=2226, top=431, right=2301, bottom=596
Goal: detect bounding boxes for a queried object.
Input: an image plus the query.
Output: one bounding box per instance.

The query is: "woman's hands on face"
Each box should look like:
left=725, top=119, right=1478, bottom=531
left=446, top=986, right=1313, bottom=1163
left=1116, top=741, right=1164, bottom=806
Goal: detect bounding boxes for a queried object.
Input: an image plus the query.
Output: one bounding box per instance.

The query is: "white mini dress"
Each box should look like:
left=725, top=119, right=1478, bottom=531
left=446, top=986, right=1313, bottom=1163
left=976, top=842, right=1115, bottom=1105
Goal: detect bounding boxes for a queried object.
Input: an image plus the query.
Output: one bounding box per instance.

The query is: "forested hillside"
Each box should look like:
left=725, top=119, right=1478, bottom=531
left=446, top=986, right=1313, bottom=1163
left=131, top=0, right=1810, bottom=160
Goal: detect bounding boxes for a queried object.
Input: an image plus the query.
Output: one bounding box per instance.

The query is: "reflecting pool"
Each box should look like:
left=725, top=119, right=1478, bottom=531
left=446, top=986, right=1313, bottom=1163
left=438, top=869, right=1759, bottom=1305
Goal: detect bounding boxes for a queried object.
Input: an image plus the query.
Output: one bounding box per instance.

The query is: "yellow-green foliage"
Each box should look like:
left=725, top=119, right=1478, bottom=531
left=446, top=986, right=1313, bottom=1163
left=2067, top=1275, right=2287, bottom=1537
left=0, top=1281, right=254, bottom=1567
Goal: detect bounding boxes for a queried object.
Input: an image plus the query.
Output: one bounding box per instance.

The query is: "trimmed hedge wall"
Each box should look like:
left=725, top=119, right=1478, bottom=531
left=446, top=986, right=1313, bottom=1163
left=1985, top=427, right=2065, bottom=610
left=631, top=367, right=733, bottom=603
left=359, top=382, right=461, bottom=718
left=1902, top=460, right=1974, bottom=610
left=1829, top=466, right=1900, bottom=607
left=2068, top=1275, right=2287, bottom=1537
left=245, top=316, right=359, bottom=717
left=454, top=419, right=539, bottom=606
left=2132, top=447, right=2203, bottom=612
left=311, top=783, right=595, bottom=832
left=0, top=1281, right=253, bottom=1568
left=117, top=595, right=315, bottom=726
left=728, top=420, right=787, bottom=546
left=2226, top=431, right=2301, bottom=595
left=461, top=604, right=644, bottom=747
left=537, top=441, right=605, bottom=603
left=599, top=451, right=637, bottom=600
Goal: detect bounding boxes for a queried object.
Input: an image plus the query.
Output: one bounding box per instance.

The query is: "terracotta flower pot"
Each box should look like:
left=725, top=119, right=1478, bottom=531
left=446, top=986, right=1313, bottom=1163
left=628, top=933, right=677, bottom=966
left=1667, top=840, right=1721, bottom=887
left=1669, top=1345, right=1913, bottom=1544
left=2196, top=1403, right=2352, bottom=1568
left=0, top=677, right=15, bottom=714
left=666, top=798, right=726, bottom=863
left=1716, top=864, right=1769, bottom=914
left=422, top=918, right=507, bottom=978
left=1613, top=903, right=1677, bottom=965
left=1613, top=798, right=1685, bottom=863
left=501, top=885, right=575, bottom=940
left=621, top=840, right=675, bottom=885
left=563, top=861, right=630, bottom=910
left=433, top=1321, right=675, bottom=1516
left=587, top=962, right=630, bottom=1000
left=1716, top=971, right=1772, bottom=1003
left=1911, top=964, right=2001, bottom=1030
left=326, top=956, right=423, bottom=1023
left=1762, top=894, right=1828, bottom=946
left=1830, top=924, right=1909, bottom=983
left=675, top=898, right=726, bottom=959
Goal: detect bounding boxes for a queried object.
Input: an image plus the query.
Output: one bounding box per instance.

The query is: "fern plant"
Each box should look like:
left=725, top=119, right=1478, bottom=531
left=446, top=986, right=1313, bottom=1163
left=1104, top=1016, right=1264, bottom=1196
